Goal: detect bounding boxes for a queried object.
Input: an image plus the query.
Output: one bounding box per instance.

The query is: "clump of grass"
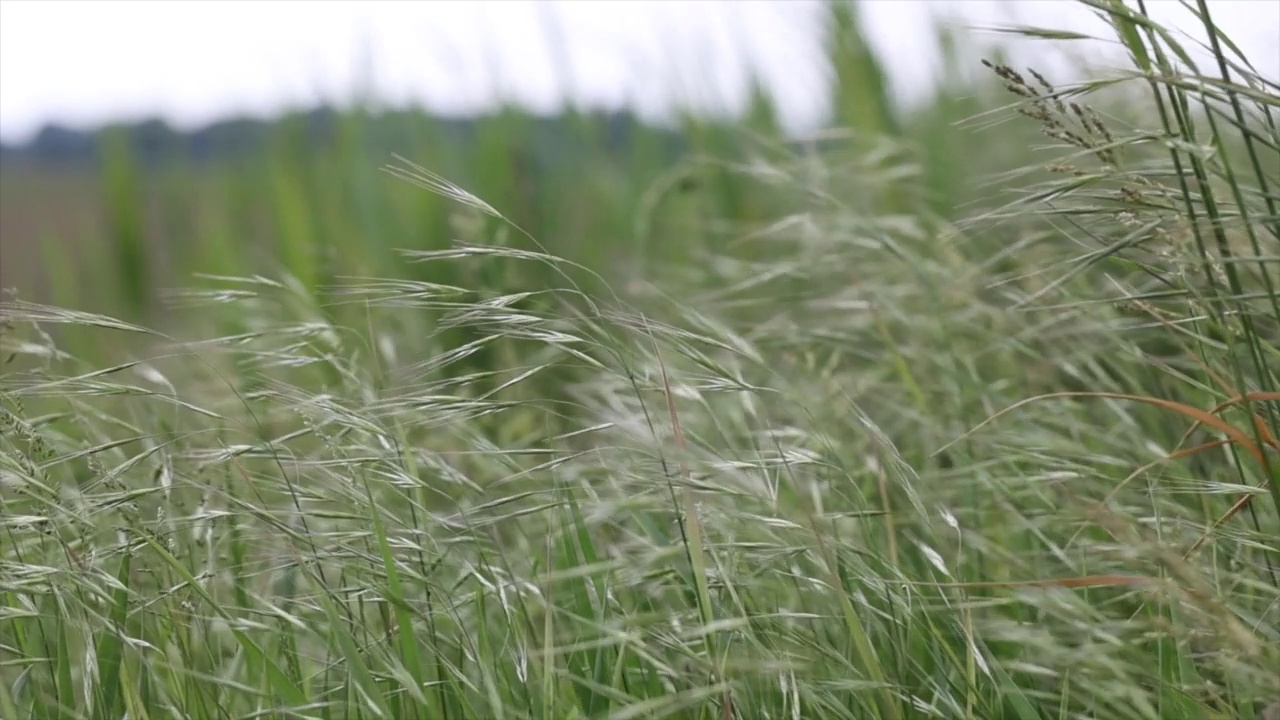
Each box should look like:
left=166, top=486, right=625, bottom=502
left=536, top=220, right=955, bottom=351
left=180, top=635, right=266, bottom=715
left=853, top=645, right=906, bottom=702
left=2, top=1, right=1278, bottom=719
left=974, top=0, right=1278, bottom=525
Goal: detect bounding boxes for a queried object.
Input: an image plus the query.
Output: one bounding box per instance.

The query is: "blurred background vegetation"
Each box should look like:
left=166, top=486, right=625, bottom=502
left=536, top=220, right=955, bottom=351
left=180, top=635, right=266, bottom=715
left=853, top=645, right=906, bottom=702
left=0, top=2, right=1012, bottom=330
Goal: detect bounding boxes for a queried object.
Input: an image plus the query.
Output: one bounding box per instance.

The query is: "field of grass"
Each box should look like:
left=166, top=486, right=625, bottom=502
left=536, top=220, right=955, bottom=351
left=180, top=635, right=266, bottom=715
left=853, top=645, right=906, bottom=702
left=2, top=1, right=1278, bottom=719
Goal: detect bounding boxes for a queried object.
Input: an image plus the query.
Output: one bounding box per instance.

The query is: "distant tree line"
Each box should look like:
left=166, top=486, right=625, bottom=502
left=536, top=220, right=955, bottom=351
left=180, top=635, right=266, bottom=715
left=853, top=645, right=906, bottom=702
left=0, top=106, right=689, bottom=169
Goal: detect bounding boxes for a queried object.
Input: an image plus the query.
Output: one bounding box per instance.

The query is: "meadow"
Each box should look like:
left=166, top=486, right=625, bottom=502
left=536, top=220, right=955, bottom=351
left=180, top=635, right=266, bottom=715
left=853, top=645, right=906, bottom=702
left=1, top=2, right=1277, bottom=719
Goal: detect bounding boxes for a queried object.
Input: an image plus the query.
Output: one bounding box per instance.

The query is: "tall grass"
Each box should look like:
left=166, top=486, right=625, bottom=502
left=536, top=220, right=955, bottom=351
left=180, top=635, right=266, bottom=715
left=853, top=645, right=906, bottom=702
left=2, top=1, right=1277, bottom=719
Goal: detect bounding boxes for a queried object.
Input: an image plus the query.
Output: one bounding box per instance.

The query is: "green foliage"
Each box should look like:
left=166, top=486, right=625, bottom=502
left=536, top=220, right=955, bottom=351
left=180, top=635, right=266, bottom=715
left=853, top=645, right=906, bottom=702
left=98, top=128, right=150, bottom=318
left=2, top=2, right=1278, bottom=719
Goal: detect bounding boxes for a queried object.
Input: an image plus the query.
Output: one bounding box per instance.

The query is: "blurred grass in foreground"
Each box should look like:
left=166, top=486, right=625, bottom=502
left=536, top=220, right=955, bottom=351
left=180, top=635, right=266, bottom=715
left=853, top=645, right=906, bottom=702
left=2, top=1, right=1278, bottom=719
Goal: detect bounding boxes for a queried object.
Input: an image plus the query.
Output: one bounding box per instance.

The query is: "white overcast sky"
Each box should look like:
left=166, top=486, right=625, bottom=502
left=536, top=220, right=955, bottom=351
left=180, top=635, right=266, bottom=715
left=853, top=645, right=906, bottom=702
left=1, top=0, right=1277, bottom=144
